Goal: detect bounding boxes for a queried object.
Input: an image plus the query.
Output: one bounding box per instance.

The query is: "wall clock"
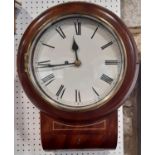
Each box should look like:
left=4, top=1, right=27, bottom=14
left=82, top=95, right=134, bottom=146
left=17, top=2, right=139, bottom=150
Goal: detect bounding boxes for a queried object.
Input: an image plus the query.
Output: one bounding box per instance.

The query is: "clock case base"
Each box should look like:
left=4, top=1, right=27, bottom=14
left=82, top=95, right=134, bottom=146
left=41, top=111, right=118, bottom=150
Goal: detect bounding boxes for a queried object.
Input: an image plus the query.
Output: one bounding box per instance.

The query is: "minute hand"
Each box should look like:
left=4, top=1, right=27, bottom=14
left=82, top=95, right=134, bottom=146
left=37, top=62, right=75, bottom=68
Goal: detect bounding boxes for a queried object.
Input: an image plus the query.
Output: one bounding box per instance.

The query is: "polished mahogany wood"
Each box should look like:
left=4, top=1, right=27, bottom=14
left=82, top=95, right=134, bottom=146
left=41, top=111, right=118, bottom=150
left=17, top=2, right=139, bottom=124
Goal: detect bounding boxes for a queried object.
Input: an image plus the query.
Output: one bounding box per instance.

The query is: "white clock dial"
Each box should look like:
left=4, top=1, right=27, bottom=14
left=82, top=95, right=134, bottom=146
left=28, top=16, right=125, bottom=110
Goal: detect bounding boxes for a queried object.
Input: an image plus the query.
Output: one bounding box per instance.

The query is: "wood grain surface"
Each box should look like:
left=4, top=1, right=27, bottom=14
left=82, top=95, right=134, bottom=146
left=41, top=111, right=118, bottom=150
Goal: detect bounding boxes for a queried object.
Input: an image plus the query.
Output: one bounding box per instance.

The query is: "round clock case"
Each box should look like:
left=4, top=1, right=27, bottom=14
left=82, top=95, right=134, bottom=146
left=17, top=2, right=139, bottom=125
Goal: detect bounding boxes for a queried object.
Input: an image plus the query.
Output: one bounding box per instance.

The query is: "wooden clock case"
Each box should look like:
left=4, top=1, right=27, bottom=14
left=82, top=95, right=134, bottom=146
left=17, top=2, right=139, bottom=150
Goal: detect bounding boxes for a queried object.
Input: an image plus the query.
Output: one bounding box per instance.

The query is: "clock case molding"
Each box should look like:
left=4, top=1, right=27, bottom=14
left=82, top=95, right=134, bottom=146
left=17, top=2, right=139, bottom=150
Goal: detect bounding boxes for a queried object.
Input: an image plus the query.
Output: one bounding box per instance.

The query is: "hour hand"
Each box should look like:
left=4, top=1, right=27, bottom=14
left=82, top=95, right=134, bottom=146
left=72, top=37, right=79, bottom=52
left=72, top=37, right=81, bottom=66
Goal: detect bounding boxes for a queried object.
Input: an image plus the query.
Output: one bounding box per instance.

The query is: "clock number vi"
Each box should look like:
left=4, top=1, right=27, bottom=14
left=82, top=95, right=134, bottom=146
left=75, top=89, right=81, bottom=103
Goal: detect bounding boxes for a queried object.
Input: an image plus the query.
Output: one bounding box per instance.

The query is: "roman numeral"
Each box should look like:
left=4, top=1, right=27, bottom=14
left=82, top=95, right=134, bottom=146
left=91, top=26, right=99, bottom=39
left=42, top=73, right=55, bottom=86
left=101, top=41, right=113, bottom=50
left=75, top=89, right=81, bottom=103
left=55, top=26, right=66, bottom=39
left=105, top=60, right=120, bottom=65
left=41, top=42, right=55, bottom=48
left=74, top=20, right=81, bottom=35
left=37, top=60, right=50, bottom=64
left=56, top=85, right=66, bottom=98
left=92, top=87, right=99, bottom=97
left=100, top=74, right=113, bottom=84
left=37, top=60, right=50, bottom=68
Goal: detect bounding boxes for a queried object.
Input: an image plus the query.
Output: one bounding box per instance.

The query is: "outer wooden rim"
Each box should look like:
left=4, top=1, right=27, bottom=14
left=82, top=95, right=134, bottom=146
left=17, top=2, right=139, bottom=124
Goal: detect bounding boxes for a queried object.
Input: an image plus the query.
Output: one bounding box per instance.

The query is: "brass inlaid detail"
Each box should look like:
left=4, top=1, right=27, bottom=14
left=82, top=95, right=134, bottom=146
left=52, top=120, right=106, bottom=131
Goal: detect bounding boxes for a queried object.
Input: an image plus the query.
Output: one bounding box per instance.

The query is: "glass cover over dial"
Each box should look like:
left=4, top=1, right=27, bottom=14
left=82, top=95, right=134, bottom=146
left=28, top=16, right=126, bottom=111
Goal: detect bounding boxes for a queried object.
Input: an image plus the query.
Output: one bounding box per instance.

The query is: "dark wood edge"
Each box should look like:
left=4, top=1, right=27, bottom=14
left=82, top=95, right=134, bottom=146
left=137, top=63, right=141, bottom=155
left=17, top=2, right=139, bottom=124
left=40, top=110, right=118, bottom=149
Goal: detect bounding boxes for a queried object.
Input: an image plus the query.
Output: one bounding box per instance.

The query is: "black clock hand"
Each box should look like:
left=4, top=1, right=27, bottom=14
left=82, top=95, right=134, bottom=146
left=72, top=37, right=81, bottom=66
left=72, top=37, right=79, bottom=61
left=37, top=61, right=75, bottom=68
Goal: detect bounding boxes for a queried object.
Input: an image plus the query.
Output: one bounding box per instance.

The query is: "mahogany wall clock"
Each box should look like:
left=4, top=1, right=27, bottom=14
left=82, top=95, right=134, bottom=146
left=17, top=2, right=139, bottom=150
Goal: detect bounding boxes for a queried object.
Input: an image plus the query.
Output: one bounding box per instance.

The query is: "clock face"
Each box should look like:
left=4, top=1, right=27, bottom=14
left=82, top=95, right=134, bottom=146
left=28, top=15, right=126, bottom=111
